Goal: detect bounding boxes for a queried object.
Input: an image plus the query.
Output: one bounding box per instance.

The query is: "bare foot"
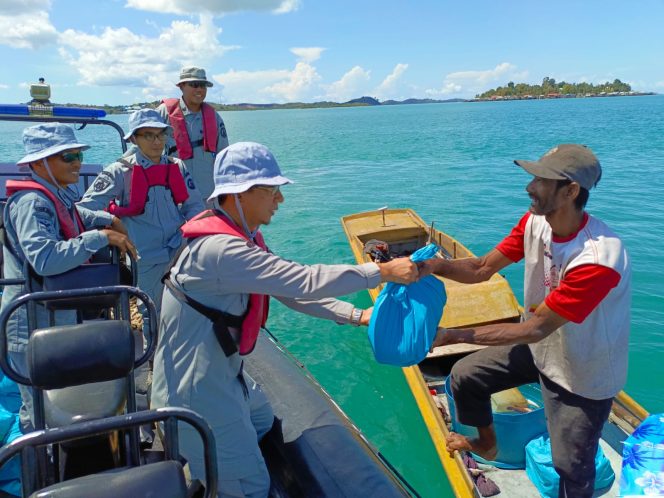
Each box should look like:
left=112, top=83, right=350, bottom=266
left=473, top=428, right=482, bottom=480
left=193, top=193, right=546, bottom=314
left=446, top=432, right=498, bottom=461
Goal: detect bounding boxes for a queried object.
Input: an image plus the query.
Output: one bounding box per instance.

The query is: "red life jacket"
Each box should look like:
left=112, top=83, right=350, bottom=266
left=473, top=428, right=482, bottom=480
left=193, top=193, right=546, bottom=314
left=5, top=179, right=85, bottom=239
left=162, top=98, right=218, bottom=160
left=108, top=161, right=189, bottom=218
left=181, top=210, right=269, bottom=355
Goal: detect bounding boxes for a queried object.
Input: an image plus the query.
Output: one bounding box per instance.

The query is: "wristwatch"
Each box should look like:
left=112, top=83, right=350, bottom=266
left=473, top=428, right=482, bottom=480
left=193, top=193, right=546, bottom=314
left=350, top=307, right=363, bottom=326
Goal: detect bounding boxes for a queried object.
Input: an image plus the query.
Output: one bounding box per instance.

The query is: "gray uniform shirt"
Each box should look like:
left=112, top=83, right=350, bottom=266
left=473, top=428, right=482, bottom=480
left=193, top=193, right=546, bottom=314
left=1, top=175, right=112, bottom=352
left=78, top=149, right=205, bottom=265
left=156, top=98, right=229, bottom=200
left=151, top=234, right=380, bottom=478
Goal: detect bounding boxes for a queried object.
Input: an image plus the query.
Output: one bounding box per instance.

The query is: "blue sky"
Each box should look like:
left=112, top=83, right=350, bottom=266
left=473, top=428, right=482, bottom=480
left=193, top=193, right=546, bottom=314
left=1, top=0, right=663, bottom=105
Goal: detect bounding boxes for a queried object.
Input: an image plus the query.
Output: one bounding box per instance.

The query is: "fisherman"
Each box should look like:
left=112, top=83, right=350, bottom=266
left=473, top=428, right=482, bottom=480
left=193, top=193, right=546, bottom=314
left=157, top=66, right=229, bottom=200
left=151, top=141, right=419, bottom=497
left=421, top=144, right=631, bottom=497
left=1, top=123, right=136, bottom=429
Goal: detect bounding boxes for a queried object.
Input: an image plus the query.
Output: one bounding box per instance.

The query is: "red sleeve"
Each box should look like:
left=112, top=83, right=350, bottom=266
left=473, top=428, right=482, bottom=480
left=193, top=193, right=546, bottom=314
left=545, top=265, right=621, bottom=323
left=495, top=212, right=530, bottom=262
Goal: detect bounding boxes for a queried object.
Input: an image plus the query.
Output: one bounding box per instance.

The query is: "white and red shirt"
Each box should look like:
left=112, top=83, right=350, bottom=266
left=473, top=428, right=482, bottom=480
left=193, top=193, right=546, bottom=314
left=496, top=212, right=631, bottom=399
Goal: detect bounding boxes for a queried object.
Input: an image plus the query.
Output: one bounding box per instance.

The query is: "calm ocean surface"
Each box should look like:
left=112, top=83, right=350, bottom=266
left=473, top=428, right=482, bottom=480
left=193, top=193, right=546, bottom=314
left=1, top=96, right=663, bottom=497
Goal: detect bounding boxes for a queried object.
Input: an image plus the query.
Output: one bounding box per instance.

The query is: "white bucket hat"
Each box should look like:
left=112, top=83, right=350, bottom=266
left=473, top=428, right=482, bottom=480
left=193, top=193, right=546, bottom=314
left=208, top=142, right=293, bottom=201
left=17, top=123, right=89, bottom=165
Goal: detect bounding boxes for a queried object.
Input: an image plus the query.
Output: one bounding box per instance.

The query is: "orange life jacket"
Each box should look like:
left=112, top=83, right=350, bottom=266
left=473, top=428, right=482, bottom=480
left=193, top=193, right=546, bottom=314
left=108, top=161, right=189, bottom=217
left=180, top=210, right=269, bottom=355
left=162, top=98, right=218, bottom=160
left=5, top=179, right=85, bottom=239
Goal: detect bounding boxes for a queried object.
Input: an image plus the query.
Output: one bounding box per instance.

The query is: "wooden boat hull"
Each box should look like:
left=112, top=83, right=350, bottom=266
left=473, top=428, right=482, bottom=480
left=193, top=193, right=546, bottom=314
left=341, top=208, right=648, bottom=497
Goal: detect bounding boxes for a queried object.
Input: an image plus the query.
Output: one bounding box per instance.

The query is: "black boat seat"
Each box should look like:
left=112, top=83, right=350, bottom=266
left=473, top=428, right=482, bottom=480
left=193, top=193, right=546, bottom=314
left=28, top=460, right=187, bottom=498
left=27, top=320, right=134, bottom=390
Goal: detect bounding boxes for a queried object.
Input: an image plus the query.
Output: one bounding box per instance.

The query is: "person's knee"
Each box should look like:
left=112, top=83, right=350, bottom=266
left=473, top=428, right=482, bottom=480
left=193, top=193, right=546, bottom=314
left=450, top=357, right=478, bottom=396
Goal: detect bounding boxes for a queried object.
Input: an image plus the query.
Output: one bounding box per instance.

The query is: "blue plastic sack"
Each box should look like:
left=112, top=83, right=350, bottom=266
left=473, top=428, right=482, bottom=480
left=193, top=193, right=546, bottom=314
left=620, top=413, right=664, bottom=497
left=525, top=434, right=615, bottom=497
left=368, top=244, right=446, bottom=366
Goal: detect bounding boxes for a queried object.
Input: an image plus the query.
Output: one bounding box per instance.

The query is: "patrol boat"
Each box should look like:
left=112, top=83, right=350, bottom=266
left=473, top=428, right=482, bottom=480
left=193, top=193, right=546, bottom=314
left=0, top=99, right=417, bottom=497
left=341, top=207, right=649, bottom=498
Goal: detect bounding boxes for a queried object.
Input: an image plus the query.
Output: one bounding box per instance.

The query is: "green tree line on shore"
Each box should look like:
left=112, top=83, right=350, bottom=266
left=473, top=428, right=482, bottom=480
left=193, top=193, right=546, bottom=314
left=477, top=77, right=632, bottom=98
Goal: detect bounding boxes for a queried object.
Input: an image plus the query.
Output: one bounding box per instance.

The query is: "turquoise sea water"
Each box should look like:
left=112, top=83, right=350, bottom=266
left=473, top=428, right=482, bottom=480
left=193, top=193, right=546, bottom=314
left=1, top=96, right=663, bottom=497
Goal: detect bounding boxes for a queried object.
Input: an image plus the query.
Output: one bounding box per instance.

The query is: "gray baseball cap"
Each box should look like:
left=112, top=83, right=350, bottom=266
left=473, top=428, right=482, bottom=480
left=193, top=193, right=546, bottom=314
left=208, top=142, right=293, bottom=201
left=514, top=144, right=602, bottom=190
left=176, top=66, right=213, bottom=87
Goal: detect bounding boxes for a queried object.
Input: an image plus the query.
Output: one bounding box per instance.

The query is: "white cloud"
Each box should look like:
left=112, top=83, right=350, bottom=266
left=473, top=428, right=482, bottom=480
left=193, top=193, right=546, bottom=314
left=262, top=62, right=322, bottom=102
left=373, top=63, right=408, bottom=100
left=655, top=81, right=664, bottom=88
left=214, top=68, right=291, bottom=102
left=324, top=66, right=371, bottom=102
left=426, top=62, right=528, bottom=97
left=0, top=83, right=9, bottom=89
left=215, top=62, right=322, bottom=103
left=58, top=15, right=237, bottom=101
left=290, top=47, right=325, bottom=63
left=125, top=0, right=299, bottom=15
left=0, top=1, right=57, bottom=49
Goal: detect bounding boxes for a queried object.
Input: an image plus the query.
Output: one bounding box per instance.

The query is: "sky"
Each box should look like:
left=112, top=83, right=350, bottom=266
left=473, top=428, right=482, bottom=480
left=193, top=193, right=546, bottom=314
left=1, top=0, right=663, bottom=106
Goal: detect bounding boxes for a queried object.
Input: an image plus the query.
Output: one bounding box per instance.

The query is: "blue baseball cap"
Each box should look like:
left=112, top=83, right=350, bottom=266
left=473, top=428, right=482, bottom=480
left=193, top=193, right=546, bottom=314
left=208, top=142, right=293, bottom=201
left=123, top=109, right=171, bottom=140
left=17, top=123, right=89, bottom=165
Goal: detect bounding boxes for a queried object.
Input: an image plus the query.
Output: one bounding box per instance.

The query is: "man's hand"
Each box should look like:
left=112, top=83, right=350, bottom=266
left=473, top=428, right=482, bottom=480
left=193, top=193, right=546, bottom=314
left=417, top=258, right=439, bottom=279
left=378, top=257, right=418, bottom=284
left=101, top=229, right=138, bottom=261
left=108, top=216, right=129, bottom=236
left=359, top=307, right=373, bottom=326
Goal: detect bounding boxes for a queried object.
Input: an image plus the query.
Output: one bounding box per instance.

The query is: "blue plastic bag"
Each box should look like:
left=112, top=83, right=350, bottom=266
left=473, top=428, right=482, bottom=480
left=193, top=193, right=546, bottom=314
left=620, top=413, right=664, bottom=496
left=368, top=244, right=446, bottom=366
left=525, top=434, right=615, bottom=497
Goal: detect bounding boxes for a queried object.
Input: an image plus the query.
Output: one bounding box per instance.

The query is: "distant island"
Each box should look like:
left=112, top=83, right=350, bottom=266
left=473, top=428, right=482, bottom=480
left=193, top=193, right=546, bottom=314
left=50, top=96, right=466, bottom=114
left=473, top=77, right=655, bottom=101
left=27, top=78, right=657, bottom=114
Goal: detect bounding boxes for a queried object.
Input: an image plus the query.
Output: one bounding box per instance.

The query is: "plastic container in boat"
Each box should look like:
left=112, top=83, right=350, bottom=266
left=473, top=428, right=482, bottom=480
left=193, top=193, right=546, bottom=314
left=445, top=375, right=547, bottom=469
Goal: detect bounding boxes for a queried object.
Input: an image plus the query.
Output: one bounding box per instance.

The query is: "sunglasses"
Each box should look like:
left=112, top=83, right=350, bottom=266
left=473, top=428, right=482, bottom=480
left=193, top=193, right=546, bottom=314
left=59, top=151, right=84, bottom=163
left=135, top=131, right=168, bottom=143
left=186, top=82, right=208, bottom=89
left=253, top=185, right=281, bottom=196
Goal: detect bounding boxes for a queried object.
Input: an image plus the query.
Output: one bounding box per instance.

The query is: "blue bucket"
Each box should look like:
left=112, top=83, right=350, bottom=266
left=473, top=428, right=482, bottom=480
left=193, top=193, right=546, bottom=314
left=445, top=376, right=547, bottom=469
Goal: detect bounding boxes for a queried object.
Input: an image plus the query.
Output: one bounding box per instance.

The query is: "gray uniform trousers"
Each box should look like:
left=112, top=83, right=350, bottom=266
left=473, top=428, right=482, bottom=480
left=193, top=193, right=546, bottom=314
left=450, top=344, right=613, bottom=498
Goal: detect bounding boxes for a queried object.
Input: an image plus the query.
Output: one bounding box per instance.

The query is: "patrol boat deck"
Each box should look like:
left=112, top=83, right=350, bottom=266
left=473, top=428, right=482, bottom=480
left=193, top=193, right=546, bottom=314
left=341, top=207, right=648, bottom=498
left=0, top=104, right=418, bottom=497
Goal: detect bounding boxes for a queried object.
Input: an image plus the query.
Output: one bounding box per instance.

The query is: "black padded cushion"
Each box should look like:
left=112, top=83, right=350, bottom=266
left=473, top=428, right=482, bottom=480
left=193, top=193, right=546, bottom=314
left=27, top=320, right=134, bottom=390
left=41, top=263, right=122, bottom=310
left=29, top=460, right=187, bottom=498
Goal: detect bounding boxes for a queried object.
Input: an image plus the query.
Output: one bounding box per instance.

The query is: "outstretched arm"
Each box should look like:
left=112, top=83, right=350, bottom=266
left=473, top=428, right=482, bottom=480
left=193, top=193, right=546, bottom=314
left=431, top=301, right=567, bottom=348
left=419, top=248, right=513, bottom=284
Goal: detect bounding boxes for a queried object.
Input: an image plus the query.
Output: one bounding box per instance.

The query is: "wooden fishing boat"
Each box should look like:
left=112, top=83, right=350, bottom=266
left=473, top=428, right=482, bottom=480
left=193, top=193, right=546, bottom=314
left=341, top=207, right=649, bottom=497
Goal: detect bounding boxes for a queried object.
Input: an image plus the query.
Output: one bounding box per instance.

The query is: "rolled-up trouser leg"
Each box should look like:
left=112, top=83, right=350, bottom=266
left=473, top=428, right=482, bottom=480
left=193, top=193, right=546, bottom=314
left=450, top=344, right=539, bottom=427
left=538, top=374, right=613, bottom=498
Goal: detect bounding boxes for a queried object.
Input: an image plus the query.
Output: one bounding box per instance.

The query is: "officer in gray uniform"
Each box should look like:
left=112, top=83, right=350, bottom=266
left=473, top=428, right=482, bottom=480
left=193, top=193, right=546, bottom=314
left=157, top=66, right=229, bottom=200
left=151, top=142, right=418, bottom=497
left=78, top=109, right=205, bottom=316
left=1, top=123, right=135, bottom=428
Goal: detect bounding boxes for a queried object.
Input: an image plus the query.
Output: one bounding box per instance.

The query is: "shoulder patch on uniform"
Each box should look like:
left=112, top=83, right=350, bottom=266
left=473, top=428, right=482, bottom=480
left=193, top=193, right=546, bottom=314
left=34, top=205, right=54, bottom=216
left=220, top=122, right=227, bottom=138
left=93, top=171, right=113, bottom=192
